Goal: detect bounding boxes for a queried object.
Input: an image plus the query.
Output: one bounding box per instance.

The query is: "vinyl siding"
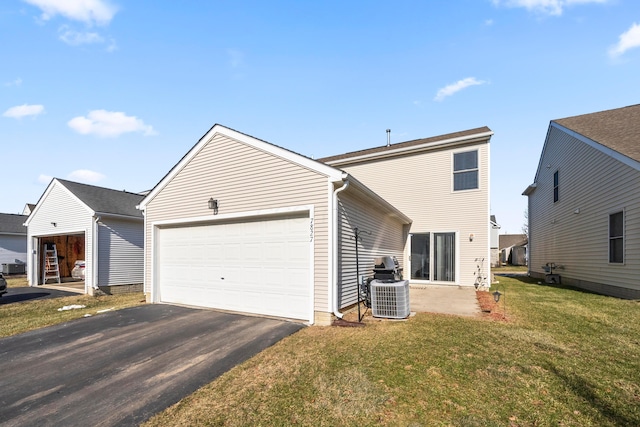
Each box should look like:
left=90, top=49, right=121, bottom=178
left=144, top=133, right=331, bottom=312
left=97, top=218, right=144, bottom=286
left=333, top=142, right=490, bottom=286
left=528, top=126, right=640, bottom=295
left=27, top=183, right=93, bottom=287
left=337, top=189, right=407, bottom=308
left=0, top=235, right=27, bottom=265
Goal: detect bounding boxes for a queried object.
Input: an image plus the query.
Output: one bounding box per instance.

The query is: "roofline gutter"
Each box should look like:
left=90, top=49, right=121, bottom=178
left=522, top=183, right=537, bottom=196
left=93, top=212, right=143, bottom=221
left=332, top=179, right=350, bottom=319
left=323, top=131, right=494, bottom=166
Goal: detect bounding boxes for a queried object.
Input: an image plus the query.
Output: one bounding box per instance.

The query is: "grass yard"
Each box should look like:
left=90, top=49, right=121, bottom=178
left=145, top=275, right=640, bottom=427
left=0, top=276, right=146, bottom=338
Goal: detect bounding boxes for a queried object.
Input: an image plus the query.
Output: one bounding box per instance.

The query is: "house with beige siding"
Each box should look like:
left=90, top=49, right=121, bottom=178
left=320, top=127, right=493, bottom=291
left=138, top=125, right=411, bottom=325
left=25, top=179, right=145, bottom=294
left=523, top=104, right=640, bottom=299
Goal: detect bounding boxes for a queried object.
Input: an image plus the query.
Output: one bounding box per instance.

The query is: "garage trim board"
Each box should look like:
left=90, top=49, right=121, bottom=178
left=151, top=205, right=315, bottom=323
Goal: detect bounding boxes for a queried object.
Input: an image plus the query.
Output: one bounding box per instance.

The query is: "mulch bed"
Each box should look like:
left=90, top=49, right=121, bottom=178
left=476, top=291, right=508, bottom=321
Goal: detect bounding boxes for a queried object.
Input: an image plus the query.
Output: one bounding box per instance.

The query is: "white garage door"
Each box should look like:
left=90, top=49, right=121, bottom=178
left=156, top=214, right=311, bottom=320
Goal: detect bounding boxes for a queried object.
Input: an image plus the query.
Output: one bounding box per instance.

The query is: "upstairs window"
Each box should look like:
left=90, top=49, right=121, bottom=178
left=453, top=150, right=478, bottom=191
left=609, top=211, right=624, bottom=263
left=553, top=170, right=559, bottom=203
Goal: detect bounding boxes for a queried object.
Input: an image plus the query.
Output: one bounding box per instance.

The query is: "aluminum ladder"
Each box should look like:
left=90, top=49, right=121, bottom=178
left=43, top=244, right=61, bottom=284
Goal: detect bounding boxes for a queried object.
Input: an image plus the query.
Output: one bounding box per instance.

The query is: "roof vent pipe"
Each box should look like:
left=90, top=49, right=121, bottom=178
left=386, top=129, right=391, bottom=147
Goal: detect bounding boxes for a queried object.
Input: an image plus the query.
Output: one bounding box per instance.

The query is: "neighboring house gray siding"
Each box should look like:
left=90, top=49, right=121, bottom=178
left=525, top=106, right=640, bottom=299
left=0, top=213, right=28, bottom=266
left=97, top=218, right=144, bottom=287
left=0, top=235, right=27, bottom=265
left=336, top=189, right=407, bottom=308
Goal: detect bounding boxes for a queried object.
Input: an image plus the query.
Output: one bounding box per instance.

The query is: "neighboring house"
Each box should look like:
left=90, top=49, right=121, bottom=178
left=523, top=104, right=640, bottom=299
left=320, top=126, right=493, bottom=292
left=25, top=179, right=145, bottom=294
left=22, top=203, right=36, bottom=216
left=0, top=213, right=28, bottom=271
left=499, top=234, right=528, bottom=266
left=490, top=215, right=501, bottom=267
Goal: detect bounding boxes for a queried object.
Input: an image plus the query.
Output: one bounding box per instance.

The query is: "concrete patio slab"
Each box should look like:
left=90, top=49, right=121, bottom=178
left=410, top=285, right=480, bottom=317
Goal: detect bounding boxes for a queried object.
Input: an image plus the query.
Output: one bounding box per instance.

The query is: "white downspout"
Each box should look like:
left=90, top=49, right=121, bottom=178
left=332, top=180, right=349, bottom=319
left=92, top=216, right=101, bottom=293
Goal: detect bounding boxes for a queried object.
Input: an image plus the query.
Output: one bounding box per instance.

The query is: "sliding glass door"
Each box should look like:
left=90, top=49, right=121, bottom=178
left=410, top=232, right=456, bottom=282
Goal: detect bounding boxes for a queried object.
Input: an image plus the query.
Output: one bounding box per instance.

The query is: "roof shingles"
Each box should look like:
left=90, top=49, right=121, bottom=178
left=57, top=179, right=144, bottom=218
left=0, top=213, right=28, bottom=234
left=553, top=104, right=640, bottom=163
left=318, top=126, right=492, bottom=163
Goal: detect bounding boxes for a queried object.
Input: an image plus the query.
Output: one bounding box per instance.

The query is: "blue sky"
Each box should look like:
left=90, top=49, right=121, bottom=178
left=1, top=0, right=639, bottom=234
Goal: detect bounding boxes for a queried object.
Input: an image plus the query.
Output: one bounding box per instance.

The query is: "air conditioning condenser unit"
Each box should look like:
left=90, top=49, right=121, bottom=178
left=370, top=279, right=410, bottom=319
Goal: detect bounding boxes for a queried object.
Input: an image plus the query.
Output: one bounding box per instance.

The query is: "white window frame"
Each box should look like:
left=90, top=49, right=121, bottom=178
left=452, top=149, right=479, bottom=192
left=408, top=231, right=459, bottom=284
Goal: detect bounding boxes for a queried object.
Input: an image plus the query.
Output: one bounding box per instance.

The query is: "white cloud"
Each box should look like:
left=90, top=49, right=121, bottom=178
left=22, top=0, right=118, bottom=26
left=5, top=78, right=23, bottom=87
left=609, top=22, right=640, bottom=58
left=434, top=77, right=486, bottom=102
left=38, top=174, right=53, bottom=184
left=485, top=19, right=494, bottom=26
left=68, top=110, right=156, bottom=137
left=58, top=25, right=103, bottom=45
left=3, top=104, right=45, bottom=119
left=492, top=0, right=608, bottom=16
left=67, top=169, right=105, bottom=182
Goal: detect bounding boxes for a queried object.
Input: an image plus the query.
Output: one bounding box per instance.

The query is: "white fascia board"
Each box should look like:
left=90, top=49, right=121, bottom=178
left=522, top=183, right=537, bottom=196
left=324, top=131, right=494, bottom=166
left=139, top=124, right=344, bottom=210
left=550, top=122, right=640, bottom=172
left=24, top=178, right=95, bottom=226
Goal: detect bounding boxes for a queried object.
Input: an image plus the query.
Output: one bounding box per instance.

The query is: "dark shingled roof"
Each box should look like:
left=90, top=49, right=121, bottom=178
left=57, top=179, right=144, bottom=218
left=553, top=104, right=640, bottom=163
left=0, top=213, right=28, bottom=234
left=499, top=234, right=528, bottom=250
left=318, top=126, right=492, bottom=163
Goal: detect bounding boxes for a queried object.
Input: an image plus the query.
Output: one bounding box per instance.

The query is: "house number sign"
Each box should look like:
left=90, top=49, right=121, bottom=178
left=310, top=218, right=314, bottom=242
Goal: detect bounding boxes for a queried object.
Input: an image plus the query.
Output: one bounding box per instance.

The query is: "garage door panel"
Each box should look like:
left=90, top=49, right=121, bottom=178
left=157, top=215, right=310, bottom=320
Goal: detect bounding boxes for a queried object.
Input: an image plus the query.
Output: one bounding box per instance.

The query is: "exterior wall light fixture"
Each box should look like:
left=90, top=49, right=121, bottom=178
left=208, top=198, right=219, bottom=215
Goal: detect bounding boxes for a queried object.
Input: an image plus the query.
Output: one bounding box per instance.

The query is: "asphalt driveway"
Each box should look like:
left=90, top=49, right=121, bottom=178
left=0, top=304, right=304, bottom=426
left=0, top=286, right=77, bottom=304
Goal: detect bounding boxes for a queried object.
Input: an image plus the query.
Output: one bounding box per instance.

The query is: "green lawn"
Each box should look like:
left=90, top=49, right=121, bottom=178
left=144, top=276, right=640, bottom=427
left=0, top=276, right=146, bottom=338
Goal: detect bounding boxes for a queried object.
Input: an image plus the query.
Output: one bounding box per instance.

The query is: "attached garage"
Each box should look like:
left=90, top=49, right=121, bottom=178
left=139, top=124, right=410, bottom=325
left=156, top=214, right=311, bottom=320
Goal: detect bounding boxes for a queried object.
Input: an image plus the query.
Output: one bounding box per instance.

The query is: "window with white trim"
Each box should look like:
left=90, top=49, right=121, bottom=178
left=453, top=150, right=478, bottom=191
left=609, top=211, right=624, bottom=263
left=553, top=170, right=559, bottom=203
left=410, top=232, right=456, bottom=282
